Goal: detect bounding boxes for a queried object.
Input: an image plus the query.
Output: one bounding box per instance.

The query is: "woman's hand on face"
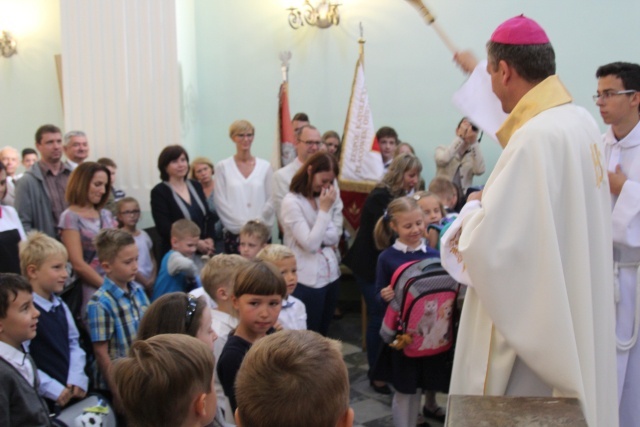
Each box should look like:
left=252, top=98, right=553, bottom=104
left=318, top=185, right=337, bottom=212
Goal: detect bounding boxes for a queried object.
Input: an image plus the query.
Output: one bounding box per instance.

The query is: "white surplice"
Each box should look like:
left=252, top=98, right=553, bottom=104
left=603, top=122, right=640, bottom=427
left=442, top=75, right=618, bottom=427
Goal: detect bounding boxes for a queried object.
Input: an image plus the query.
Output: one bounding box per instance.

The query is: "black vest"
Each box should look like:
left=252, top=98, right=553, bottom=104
left=30, top=300, right=70, bottom=386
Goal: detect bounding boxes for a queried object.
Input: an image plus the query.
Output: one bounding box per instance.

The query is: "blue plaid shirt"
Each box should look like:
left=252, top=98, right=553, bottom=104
left=87, top=277, right=149, bottom=390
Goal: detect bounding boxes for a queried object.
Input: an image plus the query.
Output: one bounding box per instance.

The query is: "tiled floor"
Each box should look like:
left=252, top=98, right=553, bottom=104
left=328, top=311, right=446, bottom=427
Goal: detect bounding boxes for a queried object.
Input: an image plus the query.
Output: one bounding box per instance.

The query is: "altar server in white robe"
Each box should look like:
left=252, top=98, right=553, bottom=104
left=595, top=61, right=640, bottom=427
left=441, top=15, right=618, bottom=427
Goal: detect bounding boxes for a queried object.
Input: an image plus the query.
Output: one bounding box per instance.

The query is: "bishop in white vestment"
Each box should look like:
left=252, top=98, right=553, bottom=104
left=442, top=16, right=618, bottom=427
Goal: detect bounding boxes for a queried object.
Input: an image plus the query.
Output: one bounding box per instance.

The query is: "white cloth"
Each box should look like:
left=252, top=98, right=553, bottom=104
left=0, top=205, right=26, bottom=239
left=28, top=293, right=89, bottom=400
left=214, top=156, right=274, bottom=234
left=133, top=230, right=154, bottom=281
left=189, top=287, right=217, bottom=310
left=0, top=341, right=34, bottom=385
left=451, top=59, right=508, bottom=143
left=272, top=157, right=303, bottom=223
left=278, top=295, right=307, bottom=330
left=281, top=192, right=341, bottom=288
left=442, top=78, right=618, bottom=427
left=603, top=123, right=640, bottom=427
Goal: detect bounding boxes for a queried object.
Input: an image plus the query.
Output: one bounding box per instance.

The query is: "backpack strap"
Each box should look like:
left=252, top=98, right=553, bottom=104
left=389, top=260, right=419, bottom=290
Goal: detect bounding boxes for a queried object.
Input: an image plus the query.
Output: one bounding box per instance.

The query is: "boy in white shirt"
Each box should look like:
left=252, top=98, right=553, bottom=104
left=257, top=244, right=307, bottom=330
left=199, top=253, right=249, bottom=423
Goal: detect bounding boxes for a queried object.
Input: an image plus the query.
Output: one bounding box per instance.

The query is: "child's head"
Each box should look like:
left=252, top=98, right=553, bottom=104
left=428, top=177, right=458, bottom=210
left=0, top=273, right=40, bottom=349
left=21, top=148, right=38, bottom=169
left=256, top=244, right=298, bottom=297
left=233, top=260, right=287, bottom=337
left=19, top=232, right=69, bottom=297
left=137, top=293, right=217, bottom=351
left=113, top=334, right=216, bottom=427
left=95, top=228, right=139, bottom=286
left=239, top=220, right=271, bottom=260
left=235, top=330, right=353, bottom=427
left=373, top=196, right=425, bottom=250
left=116, top=197, right=141, bottom=229
left=171, top=219, right=201, bottom=258
left=413, top=191, right=444, bottom=225
left=96, top=157, right=118, bottom=185
left=200, top=254, right=249, bottom=304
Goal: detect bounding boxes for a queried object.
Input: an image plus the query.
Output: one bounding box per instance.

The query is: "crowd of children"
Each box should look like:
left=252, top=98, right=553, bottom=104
left=0, top=120, right=470, bottom=427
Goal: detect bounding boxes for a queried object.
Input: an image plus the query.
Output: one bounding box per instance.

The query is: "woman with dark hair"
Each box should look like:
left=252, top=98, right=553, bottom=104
left=58, top=162, right=117, bottom=309
left=280, top=152, right=342, bottom=336
left=343, top=153, right=423, bottom=394
left=150, top=145, right=217, bottom=257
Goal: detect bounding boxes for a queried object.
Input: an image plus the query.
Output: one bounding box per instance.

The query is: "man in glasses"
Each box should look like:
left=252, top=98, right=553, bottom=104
left=441, top=15, right=617, bottom=427
left=434, top=117, right=486, bottom=195
left=595, top=61, right=640, bottom=427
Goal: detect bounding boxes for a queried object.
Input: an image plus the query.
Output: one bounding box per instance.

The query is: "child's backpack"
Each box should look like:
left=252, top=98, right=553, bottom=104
left=380, top=258, right=459, bottom=358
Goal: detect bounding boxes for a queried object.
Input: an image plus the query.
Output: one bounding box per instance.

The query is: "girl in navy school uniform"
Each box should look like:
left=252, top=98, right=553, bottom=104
left=370, top=196, right=447, bottom=427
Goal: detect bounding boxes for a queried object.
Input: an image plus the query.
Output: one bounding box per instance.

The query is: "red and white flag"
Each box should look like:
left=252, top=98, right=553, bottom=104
left=339, top=44, right=383, bottom=230
left=277, top=81, right=297, bottom=167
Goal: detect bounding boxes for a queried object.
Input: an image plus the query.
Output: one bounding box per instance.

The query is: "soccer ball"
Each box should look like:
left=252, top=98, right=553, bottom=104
left=75, top=411, right=105, bottom=427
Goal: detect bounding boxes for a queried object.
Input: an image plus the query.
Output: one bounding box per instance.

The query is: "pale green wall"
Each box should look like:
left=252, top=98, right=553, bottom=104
left=0, top=0, right=62, bottom=168
left=193, top=0, right=640, bottom=184
left=176, top=0, right=200, bottom=156
left=2, top=0, right=640, bottom=185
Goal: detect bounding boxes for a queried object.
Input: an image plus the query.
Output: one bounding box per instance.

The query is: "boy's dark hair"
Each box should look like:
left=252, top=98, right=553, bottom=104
left=233, top=260, right=287, bottom=299
left=375, top=126, right=398, bottom=142
left=596, top=62, right=640, bottom=112
left=292, top=112, right=309, bottom=122
left=94, top=228, right=136, bottom=263
left=239, top=220, right=271, bottom=245
left=0, top=273, right=33, bottom=318
left=596, top=62, right=640, bottom=91
left=21, top=148, right=37, bottom=158
left=35, top=124, right=61, bottom=145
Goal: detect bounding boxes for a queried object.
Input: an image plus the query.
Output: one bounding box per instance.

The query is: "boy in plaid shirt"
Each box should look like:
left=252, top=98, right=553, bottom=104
left=87, top=229, right=149, bottom=413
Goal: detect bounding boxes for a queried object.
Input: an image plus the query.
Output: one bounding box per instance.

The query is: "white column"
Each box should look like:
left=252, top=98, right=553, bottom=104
left=59, top=0, right=181, bottom=216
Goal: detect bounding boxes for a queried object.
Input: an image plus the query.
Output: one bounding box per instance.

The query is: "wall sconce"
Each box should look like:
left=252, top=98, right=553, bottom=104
left=287, top=1, right=341, bottom=30
left=0, top=31, right=17, bottom=58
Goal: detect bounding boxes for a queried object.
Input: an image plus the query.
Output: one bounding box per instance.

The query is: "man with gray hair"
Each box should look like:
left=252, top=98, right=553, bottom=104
left=63, top=130, right=89, bottom=170
left=0, top=146, right=20, bottom=205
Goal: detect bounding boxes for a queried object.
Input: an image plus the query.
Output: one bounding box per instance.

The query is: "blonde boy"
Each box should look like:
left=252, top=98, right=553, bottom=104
left=87, top=229, right=149, bottom=407
left=238, top=220, right=270, bottom=260
left=19, top=232, right=89, bottom=408
left=428, top=177, right=459, bottom=216
left=113, top=334, right=217, bottom=427
left=198, top=253, right=248, bottom=424
left=257, top=244, right=307, bottom=330
left=0, top=273, right=50, bottom=426
left=235, top=330, right=354, bottom=427
left=153, top=219, right=202, bottom=301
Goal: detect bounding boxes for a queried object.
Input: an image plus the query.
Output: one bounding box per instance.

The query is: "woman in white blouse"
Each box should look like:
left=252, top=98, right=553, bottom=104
left=214, top=120, right=274, bottom=254
left=281, top=152, right=341, bottom=335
